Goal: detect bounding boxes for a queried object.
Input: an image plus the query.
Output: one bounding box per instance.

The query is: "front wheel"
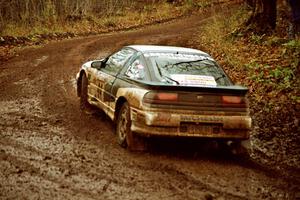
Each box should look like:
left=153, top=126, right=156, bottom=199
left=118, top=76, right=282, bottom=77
left=116, top=102, right=146, bottom=151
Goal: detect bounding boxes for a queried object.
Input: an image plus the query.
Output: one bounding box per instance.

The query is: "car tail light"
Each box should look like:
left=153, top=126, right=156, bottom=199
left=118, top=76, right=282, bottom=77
left=143, top=92, right=178, bottom=104
left=156, top=93, right=178, bottom=101
left=222, top=96, right=243, bottom=104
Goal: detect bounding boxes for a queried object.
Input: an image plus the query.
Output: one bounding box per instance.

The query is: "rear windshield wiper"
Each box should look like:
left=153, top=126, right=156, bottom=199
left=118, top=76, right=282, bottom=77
left=171, top=58, right=210, bottom=66
left=155, top=61, right=179, bottom=85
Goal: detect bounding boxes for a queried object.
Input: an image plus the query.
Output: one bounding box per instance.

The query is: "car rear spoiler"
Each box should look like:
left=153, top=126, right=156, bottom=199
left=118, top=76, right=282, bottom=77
left=125, top=78, right=249, bottom=96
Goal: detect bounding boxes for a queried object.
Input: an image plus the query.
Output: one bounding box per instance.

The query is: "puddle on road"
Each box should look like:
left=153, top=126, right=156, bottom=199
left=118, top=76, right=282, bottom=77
left=13, top=77, right=30, bottom=85
left=33, top=55, right=48, bottom=67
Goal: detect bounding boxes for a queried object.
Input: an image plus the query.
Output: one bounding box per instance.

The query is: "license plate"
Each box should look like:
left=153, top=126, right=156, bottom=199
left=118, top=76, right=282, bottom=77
left=180, top=124, right=221, bottom=135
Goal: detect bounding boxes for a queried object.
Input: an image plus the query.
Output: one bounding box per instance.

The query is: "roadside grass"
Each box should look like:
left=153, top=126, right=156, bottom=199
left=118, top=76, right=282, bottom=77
left=0, top=0, right=229, bottom=38
left=1, top=2, right=185, bottom=37
left=192, top=4, right=299, bottom=170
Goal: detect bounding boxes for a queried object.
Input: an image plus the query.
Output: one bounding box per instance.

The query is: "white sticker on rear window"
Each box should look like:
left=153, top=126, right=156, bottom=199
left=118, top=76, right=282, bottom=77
left=170, top=74, right=217, bottom=87
left=144, top=53, right=212, bottom=61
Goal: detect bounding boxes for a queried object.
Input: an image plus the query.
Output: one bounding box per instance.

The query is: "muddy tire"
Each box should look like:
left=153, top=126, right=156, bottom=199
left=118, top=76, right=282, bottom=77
left=80, top=73, right=90, bottom=110
left=116, top=102, right=146, bottom=151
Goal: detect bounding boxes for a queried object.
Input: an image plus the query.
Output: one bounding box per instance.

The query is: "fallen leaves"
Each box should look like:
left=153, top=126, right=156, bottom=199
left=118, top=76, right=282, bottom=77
left=192, top=5, right=300, bottom=171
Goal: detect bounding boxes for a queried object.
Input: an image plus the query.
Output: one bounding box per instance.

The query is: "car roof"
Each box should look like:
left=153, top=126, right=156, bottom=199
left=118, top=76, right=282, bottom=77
left=126, top=45, right=209, bottom=56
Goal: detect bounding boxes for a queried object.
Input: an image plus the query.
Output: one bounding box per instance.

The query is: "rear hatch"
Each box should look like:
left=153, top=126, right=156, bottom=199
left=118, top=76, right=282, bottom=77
left=142, top=85, right=249, bottom=115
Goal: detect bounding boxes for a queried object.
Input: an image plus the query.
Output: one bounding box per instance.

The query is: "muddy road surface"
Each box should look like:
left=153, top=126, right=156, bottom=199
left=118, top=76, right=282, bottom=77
left=1, top=6, right=299, bottom=200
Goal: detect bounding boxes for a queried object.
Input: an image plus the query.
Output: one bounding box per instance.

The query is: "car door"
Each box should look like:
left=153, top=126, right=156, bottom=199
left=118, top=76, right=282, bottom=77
left=95, top=48, right=135, bottom=116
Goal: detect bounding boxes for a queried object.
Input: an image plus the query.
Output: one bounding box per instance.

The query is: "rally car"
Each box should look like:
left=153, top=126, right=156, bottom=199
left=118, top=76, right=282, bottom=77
left=76, top=45, right=251, bottom=151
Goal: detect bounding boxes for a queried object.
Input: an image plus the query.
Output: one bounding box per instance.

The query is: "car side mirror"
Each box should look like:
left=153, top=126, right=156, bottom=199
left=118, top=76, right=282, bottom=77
left=91, top=61, right=103, bottom=70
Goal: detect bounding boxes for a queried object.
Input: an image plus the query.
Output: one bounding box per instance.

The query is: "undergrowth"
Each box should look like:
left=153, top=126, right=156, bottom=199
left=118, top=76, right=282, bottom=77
left=195, top=5, right=299, bottom=105
left=193, top=4, right=299, bottom=170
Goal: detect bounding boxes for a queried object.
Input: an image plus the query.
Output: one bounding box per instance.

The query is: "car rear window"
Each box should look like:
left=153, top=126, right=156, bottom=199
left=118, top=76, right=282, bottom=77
left=145, top=53, right=231, bottom=86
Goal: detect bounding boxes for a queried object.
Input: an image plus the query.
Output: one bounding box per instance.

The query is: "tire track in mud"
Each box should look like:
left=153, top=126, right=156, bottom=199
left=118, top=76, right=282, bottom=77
left=1, top=3, right=299, bottom=200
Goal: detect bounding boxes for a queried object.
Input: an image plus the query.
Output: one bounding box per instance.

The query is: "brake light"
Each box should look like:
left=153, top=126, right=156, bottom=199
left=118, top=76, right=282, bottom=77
left=143, top=92, right=178, bottom=104
left=222, top=96, right=243, bottom=104
left=156, top=93, right=178, bottom=101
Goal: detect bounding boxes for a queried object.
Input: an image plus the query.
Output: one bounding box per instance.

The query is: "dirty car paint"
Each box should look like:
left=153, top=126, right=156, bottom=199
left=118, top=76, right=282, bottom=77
left=76, top=45, right=252, bottom=140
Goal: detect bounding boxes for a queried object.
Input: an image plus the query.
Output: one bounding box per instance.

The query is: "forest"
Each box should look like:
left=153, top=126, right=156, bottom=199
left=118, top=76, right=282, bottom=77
left=1, top=0, right=299, bottom=37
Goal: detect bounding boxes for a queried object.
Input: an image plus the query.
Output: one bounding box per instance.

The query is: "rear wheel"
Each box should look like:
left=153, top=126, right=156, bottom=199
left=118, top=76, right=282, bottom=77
left=116, top=102, right=146, bottom=151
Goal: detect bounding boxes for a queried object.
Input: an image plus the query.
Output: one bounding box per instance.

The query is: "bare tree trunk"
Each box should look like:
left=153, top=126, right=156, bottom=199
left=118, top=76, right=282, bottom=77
left=265, top=0, right=277, bottom=29
left=245, top=0, right=278, bottom=34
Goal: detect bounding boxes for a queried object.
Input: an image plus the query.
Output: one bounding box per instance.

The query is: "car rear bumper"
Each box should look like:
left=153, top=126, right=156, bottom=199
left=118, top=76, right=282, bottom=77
left=130, top=109, right=251, bottom=139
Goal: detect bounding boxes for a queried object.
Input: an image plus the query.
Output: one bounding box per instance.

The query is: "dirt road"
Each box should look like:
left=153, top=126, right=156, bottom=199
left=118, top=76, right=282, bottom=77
left=0, top=5, right=299, bottom=200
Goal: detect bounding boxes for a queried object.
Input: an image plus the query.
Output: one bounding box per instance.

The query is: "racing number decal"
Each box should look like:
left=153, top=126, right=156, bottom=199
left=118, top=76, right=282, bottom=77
left=93, top=70, right=115, bottom=104
left=95, top=80, right=104, bottom=101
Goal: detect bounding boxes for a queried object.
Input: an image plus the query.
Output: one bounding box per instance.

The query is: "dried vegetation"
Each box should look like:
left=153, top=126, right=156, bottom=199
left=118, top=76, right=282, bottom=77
left=190, top=3, right=299, bottom=173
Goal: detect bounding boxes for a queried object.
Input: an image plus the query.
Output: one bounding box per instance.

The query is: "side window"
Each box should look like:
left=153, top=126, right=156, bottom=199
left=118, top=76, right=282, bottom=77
left=103, top=48, right=134, bottom=75
left=125, top=56, right=147, bottom=80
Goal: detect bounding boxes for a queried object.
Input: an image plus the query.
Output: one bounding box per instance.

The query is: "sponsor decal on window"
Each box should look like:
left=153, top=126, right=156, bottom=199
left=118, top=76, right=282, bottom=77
left=170, top=74, right=217, bottom=87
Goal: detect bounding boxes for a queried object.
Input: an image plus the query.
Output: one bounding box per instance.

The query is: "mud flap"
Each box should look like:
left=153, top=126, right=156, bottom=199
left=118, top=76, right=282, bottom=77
left=127, top=132, right=147, bottom=151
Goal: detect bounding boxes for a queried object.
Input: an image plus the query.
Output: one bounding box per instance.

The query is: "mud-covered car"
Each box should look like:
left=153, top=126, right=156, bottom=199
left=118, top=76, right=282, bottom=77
left=76, top=45, right=251, bottom=150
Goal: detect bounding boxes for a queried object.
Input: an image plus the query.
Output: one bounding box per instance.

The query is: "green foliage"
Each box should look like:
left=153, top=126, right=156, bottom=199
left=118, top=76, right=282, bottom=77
left=246, top=62, right=296, bottom=92
left=282, top=39, right=300, bottom=57
left=283, top=39, right=300, bottom=49
left=250, top=34, right=265, bottom=44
